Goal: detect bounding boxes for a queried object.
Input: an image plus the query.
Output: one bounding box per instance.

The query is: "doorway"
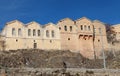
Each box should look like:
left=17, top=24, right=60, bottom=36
left=34, top=43, right=37, bottom=49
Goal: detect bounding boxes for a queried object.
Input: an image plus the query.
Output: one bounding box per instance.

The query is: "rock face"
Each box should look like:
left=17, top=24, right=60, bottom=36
left=0, top=49, right=119, bottom=69
left=0, top=49, right=103, bottom=68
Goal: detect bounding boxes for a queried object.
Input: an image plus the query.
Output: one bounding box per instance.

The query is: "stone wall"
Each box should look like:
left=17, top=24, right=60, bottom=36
left=0, top=68, right=120, bottom=76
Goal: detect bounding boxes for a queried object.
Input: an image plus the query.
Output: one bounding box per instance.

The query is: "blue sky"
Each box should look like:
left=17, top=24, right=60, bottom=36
left=0, top=0, right=120, bottom=29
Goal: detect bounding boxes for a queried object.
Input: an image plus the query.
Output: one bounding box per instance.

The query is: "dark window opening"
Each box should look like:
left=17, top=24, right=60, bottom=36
left=34, top=43, right=37, bottom=49
left=52, top=30, right=55, bottom=38
left=50, top=40, right=52, bottom=43
left=68, top=38, right=70, bottom=40
left=98, top=39, right=100, bottom=42
left=38, top=30, right=41, bottom=36
left=81, top=25, right=83, bottom=30
left=34, top=40, right=35, bottom=42
left=70, top=26, right=72, bottom=32
left=16, top=39, right=18, bottom=42
left=84, top=25, right=87, bottom=30
left=18, top=28, right=22, bottom=36
left=33, top=29, right=36, bottom=36
left=64, top=26, right=67, bottom=31
left=84, top=37, right=87, bottom=40
left=46, top=30, right=49, bottom=37
left=88, top=26, right=91, bottom=31
left=59, top=27, right=61, bottom=30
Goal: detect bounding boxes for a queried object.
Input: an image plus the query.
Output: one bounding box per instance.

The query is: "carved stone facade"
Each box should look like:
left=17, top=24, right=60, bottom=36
left=0, top=17, right=108, bottom=58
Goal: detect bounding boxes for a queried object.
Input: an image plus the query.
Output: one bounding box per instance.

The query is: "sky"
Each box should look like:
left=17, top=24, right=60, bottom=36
left=0, top=0, right=120, bottom=29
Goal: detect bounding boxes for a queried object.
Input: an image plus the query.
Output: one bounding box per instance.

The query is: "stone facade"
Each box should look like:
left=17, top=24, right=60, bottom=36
left=111, top=24, right=120, bottom=40
left=0, top=17, right=108, bottom=58
left=1, top=20, right=61, bottom=51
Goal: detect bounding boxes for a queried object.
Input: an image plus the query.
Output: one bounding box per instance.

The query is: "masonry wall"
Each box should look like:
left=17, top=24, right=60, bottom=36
left=42, top=23, right=61, bottom=50
left=1, top=20, right=61, bottom=50
left=93, top=20, right=108, bottom=57
left=0, top=17, right=109, bottom=59
left=57, top=18, right=78, bottom=51
left=75, top=17, right=94, bottom=58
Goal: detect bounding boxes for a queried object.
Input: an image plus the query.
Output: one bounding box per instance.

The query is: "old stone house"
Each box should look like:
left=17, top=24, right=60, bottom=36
left=0, top=17, right=108, bottom=58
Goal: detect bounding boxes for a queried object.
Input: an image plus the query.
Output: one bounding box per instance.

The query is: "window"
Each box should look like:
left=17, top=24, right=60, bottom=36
left=64, top=26, right=67, bottom=31
left=28, top=29, right=31, bottom=36
left=51, top=30, right=55, bottom=38
left=12, top=28, right=16, bottom=36
left=46, top=30, right=49, bottom=37
left=50, top=40, right=52, bottom=43
left=98, top=39, right=100, bottom=42
left=59, top=27, right=61, bottom=30
left=34, top=43, right=37, bottom=49
left=38, top=30, right=40, bottom=36
left=88, top=26, right=91, bottom=31
left=68, top=38, right=70, bottom=40
left=34, top=40, right=35, bottom=42
left=81, top=25, right=83, bottom=30
left=84, top=25, right=87, bottom=30
left=33, top=29, right=36, bottom=36
left=16, top=39, right=18, bottom=42
left=18, top=28, right=22, bottom=36
left=70, top=26, right=72, bottom=32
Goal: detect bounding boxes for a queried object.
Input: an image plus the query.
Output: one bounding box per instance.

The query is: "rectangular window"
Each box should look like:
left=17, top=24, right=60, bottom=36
left=81, top=25, right=83, bottom=30
left=70, top=26, right=72, bottom=32
left=18, top=28, right=22, bottom=36
left=38, top=30, right=40, bottom=36
left=46, top=30, right=49, bottom=37
left=51, top=30, right=55, bottom=38
left=88, top=26, right=91, bottom=31
left=28, top=29, right=31, bottom=36
left=84, top=25, right=87, bottom=30
left=64, top=26, right=67, bottom=31
left=12, top=28, right=16, bottom=36
left=33, top=29, right=36, bottom=36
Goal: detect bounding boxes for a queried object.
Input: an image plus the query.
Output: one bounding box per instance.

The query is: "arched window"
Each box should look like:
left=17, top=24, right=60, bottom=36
left=81, top=25, right=83, bottom=30
left=18, top=28, right=22, bottom=36
left=46, top=30, right=49, bottom=37
left=84, top=25, right=87, bottom=30
left=70, top=26, right=72, bottom=32
left=88, top=26, right=91, bottom=31
left=33, top=29, right=36, bottom=36
left=51, top=30, right=55, bottom=38
left=28, top=29, right=31, bottom=36
left=12, top=28, right=16, bottom=36
left=64, top=26, right=67, bottom=31
left=38, top=30, right=40, bottom=36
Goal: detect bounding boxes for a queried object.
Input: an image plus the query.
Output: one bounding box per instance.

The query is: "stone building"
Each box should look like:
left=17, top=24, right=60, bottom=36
left=109, top=24, right=120, bottom=51
left=0, top=17, right=108, bottom=58
left=111, top=24, right=120, bottom=41
left=0, top=20, right=61, bottom=50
